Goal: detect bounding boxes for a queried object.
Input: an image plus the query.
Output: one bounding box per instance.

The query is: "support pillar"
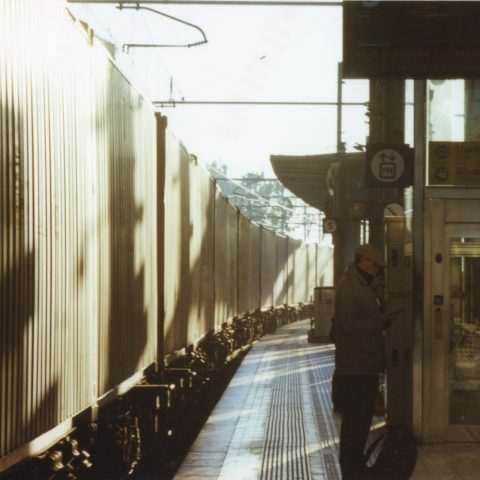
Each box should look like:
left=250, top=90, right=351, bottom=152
left=367, top=79, right=405, bottom=247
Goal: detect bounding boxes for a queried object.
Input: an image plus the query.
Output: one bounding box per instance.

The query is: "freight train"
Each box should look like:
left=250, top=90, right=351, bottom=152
left=0, top=2, right=333, bottom=478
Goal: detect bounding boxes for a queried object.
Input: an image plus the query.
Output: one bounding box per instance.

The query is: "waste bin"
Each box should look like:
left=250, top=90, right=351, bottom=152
left=308, top=286, right=335, bottom=342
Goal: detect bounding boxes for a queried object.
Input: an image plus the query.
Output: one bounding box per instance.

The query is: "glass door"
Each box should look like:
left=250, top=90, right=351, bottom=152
left=449, top=235, right=480, bottom=427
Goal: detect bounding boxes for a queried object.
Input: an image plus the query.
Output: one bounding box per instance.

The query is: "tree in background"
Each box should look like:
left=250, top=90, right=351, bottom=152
left=205, top=159, right=228, bottom=178
left=205, top=161, right=296, bottom=235
left=234, top=171, right=294, bottom=234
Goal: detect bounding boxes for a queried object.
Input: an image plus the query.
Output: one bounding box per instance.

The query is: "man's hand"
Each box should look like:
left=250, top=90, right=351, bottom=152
left=382, top=308, right=405, bottom=328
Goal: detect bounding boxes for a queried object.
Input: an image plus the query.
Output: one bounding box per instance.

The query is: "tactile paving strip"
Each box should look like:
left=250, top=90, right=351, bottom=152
left=259, top=343, right=312, bottom=480
left=306, top=344, right=342, bottom=479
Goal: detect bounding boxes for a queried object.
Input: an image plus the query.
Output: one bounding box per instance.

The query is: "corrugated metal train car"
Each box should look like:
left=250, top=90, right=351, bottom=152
left=0, top=1, right=333, bottom=475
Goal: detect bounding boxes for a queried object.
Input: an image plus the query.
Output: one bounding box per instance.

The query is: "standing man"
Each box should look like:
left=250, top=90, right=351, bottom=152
left=334, top=244, right=395, bottom=479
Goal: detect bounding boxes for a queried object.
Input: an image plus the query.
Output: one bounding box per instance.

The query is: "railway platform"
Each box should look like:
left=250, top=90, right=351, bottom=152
left=174, top=319, right=480, bottom=480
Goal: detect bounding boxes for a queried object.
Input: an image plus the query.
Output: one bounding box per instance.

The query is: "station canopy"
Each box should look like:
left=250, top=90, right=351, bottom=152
left=270, top=152, right=364, bottom=213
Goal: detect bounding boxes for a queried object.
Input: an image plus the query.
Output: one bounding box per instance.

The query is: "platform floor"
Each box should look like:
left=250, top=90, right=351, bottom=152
left=174, top=320, right=480, bottom=480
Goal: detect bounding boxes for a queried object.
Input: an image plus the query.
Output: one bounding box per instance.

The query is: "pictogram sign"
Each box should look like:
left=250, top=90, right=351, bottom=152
left=366, top=144, right=413, bottom=187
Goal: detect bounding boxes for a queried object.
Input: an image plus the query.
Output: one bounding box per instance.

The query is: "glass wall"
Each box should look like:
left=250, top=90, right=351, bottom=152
left=425, top=80, right=480, bottom=187
left=428, top=80, right=465, bottom=142
left=449, top=237, right=480, bottom=424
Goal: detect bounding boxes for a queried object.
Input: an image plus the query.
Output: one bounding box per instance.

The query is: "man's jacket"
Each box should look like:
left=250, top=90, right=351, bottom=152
left=334, top=263, right=385, bottom=375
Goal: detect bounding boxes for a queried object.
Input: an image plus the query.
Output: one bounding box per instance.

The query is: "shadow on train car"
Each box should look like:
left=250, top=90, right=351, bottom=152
left=0, top=103, right=61, bottom=479
left=0, top=7, right=322, bottom=478
left=99, top=64, right=150, bottom=409
left=0, top=51, right=153, bottom=480
left=84, top=65, right=152, bottom=479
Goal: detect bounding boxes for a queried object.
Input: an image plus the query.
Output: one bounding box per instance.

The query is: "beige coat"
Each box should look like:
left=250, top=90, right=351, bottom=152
left=334, top=263, right=385, bottom=375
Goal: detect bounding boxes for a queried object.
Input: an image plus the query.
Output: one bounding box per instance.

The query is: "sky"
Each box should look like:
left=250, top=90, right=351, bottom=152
left=68, top=1, right=369, bottom=178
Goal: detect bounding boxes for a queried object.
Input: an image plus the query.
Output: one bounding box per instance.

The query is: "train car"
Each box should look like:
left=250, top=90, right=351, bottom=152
left=214, top=191, right=239, bottom=329
left=1, top=0, right=160, bottom=474
left=0, top=2, right=334, bottom=477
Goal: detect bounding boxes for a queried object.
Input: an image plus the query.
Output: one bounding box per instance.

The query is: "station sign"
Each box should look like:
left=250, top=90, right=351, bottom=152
left=429, top=141, right=480, bottom=186
left=343, top=1, right=480, bottom=79
left=365, top=144, right=413, bottom=188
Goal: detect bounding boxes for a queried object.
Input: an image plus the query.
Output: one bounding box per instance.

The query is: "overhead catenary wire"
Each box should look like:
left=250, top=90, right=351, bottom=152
left=117, top=4, right=208, bottom=49
left=139, top=8, right=188, bottom=100
left=153, top=100, right=368, bottom=106
left=68, top=1, right=342, bottom=5
left=186, top=15, right=341, bottom=97
left=213, top=175, right=324, bottom=233
left=209, top=165, right=295, bottom=213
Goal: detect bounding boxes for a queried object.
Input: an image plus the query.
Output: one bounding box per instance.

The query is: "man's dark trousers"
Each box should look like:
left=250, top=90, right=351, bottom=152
left=338, top=374, right=379, bottom=479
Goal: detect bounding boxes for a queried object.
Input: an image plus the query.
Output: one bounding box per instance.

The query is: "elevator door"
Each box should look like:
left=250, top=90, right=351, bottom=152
left=447, top=226, right=480, bottom=438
